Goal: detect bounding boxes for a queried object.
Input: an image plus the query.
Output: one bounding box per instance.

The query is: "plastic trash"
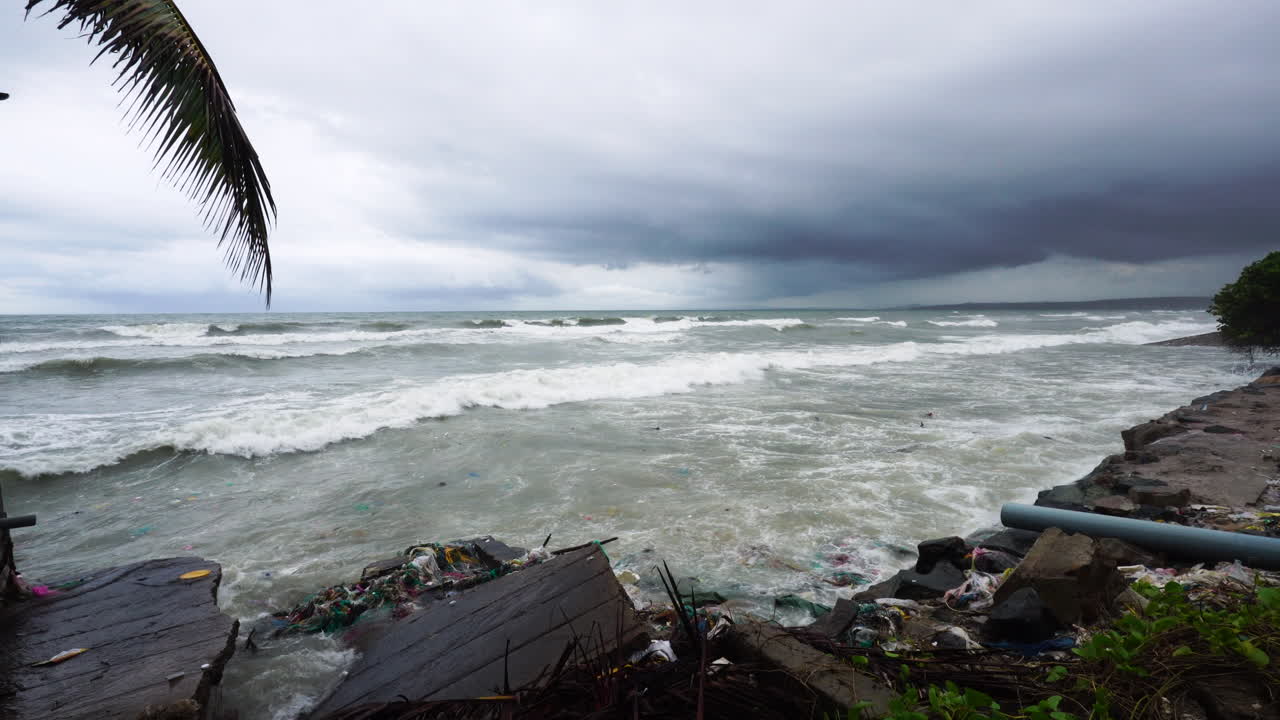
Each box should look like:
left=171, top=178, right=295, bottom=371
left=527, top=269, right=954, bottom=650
left=849, top=627, right=878, bottom=648
left=774, top=594, right=832, bottom=618
left=874, top=598, right=923, bottom=611
left=629, top=639, right=677, bottom=664
left=982, top=635, right=1075, bottom=656
left=523, top=546, right=552, bottom=564
left=410, top=552, right=442, bottom=584
left=178, top=569, right=212, bottom=581
left=931, top=626, right=981, bottom=651
left=942, top=570, right=1001, bottom=610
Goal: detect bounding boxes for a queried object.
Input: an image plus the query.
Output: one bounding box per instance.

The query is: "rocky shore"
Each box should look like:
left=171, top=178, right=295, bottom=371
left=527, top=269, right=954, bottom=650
left=758, top=365, right=1280, bottom=718
left=1146, top=331, right=1226, bottom=347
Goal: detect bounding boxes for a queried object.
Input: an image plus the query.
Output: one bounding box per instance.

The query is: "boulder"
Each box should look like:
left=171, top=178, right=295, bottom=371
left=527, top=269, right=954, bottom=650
left=915, top=536, right=970, bottom=573
left=1121, top=420, right=1185, bottom=451
left=990, top=528, right=1125, bottom=625
left=973, top=548, right=1020, bottom=574
left=1109, top=475, right=1167, bottom=497
left=988, top=587, right=1059, bottom=643
left=804, top=598, right=860, bottom=639
left=853, top=563, right=965, bottom=602
left=977, top=528, right=1042, bottom=557
left=1127, top=486, right=1191, bottom=508
left=1091, top=495, right=1136, bottom=516
left=1095, top=537, right=1160, bottom=568
left=1035, top=483, right=1086, bottom=508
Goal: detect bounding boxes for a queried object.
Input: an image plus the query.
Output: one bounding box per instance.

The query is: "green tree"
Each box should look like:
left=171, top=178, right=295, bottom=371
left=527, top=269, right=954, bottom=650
left=1209, top=251, right=1280, bottom=356
left=17, top=0, right=276, bottom=303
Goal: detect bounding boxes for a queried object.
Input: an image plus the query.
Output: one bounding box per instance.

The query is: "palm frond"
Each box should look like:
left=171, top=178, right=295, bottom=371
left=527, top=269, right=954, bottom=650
left=27, top=0, right=276, bottom=304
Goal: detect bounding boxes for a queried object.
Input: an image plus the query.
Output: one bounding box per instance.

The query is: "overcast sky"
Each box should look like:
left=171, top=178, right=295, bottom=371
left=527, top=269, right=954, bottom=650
left=3, top=2, right=1278, bottom=313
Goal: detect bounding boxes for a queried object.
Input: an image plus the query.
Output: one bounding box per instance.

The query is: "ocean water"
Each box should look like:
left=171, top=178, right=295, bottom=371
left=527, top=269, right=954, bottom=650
left=0, top=305, right=1247, bottom=717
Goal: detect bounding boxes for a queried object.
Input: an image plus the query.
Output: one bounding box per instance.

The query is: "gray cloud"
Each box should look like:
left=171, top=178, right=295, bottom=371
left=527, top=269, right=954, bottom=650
left=3, top=1, right=1279, bottom=311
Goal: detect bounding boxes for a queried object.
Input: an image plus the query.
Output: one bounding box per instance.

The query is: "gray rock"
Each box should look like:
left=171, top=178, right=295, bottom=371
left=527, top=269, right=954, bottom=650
left=1121, top=420, right=1186, bottom=451
left=990, top=528, right=1125, bottom=625
left=977, top=528, right=1041, bottom=557
left=915, top=536, right=970, bottom=573
left=1096, top=537, right=1159, bottom=568
left=973, top=548, right=1020, bottom=574
left=989, top=587, right=1060, bottom=643
left=1202, top=425, right=1244, bottom=434
left=1127, top=486, right=1191, bottom=507
left=853, top=563, right=966, bottom=602
left=1091, top=495, right=1136, bottom=516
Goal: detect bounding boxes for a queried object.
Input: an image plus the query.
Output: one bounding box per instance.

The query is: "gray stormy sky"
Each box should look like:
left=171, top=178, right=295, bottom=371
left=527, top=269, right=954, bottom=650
left=2, top=1, right=1278, bottom=313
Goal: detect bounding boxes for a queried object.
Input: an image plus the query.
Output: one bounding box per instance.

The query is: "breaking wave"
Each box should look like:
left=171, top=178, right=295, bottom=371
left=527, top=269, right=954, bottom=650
left=204, top=322, right=312, bottom=336
left=0, top=314, right=1214, bottom=477
left=927, top=318, right=999, bottom=328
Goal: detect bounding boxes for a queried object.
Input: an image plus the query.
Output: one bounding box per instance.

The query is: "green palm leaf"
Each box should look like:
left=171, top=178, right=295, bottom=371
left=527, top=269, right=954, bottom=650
left=27, top=0, right=277, bottom=304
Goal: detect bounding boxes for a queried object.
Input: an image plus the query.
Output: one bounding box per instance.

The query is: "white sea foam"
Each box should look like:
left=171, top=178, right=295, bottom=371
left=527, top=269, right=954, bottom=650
left=927, top=318, right=999, bottom=328
left=6, top=317, right=810, bottom=358
left=1040, top=312, right=1087, bottom=318
left=837, top=316, right=880, bottom=322
left=0, top=316, right=1217, bottom=476
left=100, top=322, right=214, bottom=339
left=877, top=320, right=908, bottom=327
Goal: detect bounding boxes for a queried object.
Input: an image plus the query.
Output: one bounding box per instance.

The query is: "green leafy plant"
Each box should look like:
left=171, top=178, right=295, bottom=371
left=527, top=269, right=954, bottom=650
left=1074, top=581, right=1279, bottom=671
left=1210, top=250, right=1280, bottom=357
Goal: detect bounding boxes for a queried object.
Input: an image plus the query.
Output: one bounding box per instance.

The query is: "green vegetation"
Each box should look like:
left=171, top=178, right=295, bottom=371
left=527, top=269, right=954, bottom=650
left=836, top=581, right=1280, bottom=719
left=1210, top=250, right=1280, bottom=356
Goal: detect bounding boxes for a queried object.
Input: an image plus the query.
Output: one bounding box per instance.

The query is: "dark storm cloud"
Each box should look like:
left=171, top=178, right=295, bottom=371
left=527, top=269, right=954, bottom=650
left=372, top=1, right=1280, bottom=290
left=5, top=1, right=1280, bottom=311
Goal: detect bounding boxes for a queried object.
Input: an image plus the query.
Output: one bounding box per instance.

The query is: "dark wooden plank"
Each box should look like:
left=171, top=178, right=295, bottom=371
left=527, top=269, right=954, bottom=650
left=337, top=548, right=600, bottom=682
left=312, top=548, right=642, bottom=714
left=354, top=561, right=627, bottom=703
left=0, top=557, right=238, bottom=720
left=422, top=591, right=646, bottom=702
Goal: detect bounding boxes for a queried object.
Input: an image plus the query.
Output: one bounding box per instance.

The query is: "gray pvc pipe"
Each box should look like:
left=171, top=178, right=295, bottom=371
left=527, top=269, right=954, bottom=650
left=1001, top=503, right=1280, bottom=570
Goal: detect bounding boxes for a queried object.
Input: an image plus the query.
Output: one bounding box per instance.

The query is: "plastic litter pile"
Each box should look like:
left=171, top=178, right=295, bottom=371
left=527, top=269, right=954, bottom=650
left=274, top=542, right=551, bottom=635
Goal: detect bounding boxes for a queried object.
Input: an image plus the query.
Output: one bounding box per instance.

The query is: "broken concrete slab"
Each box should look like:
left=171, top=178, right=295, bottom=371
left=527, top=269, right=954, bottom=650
left=0, top=557, right=237, bottom=720
left=726, top=619, right=894, bottom=717
left=311, top=547, right=644, bottom=714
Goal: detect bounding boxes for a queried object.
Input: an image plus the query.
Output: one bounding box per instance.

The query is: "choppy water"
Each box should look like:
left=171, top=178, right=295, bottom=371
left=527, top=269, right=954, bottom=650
left=0, top=305, right=1247, bottom=717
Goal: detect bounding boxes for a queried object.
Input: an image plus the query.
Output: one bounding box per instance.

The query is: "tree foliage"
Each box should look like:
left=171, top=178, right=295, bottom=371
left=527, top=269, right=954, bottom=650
left=1209, top=251, right=1280, bottom=355
left=25, top=0, right=276, bottom=304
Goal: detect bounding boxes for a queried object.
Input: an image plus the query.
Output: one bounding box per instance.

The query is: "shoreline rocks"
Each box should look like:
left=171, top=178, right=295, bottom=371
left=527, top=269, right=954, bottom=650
left=1145, top=331, right=1225, bottom=347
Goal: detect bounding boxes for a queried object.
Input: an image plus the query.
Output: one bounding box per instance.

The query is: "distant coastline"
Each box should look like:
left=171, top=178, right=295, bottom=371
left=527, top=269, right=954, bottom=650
left=897, top=295, right=1210, bottom=312
left=1146, top=331, right=1225, bottom=347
